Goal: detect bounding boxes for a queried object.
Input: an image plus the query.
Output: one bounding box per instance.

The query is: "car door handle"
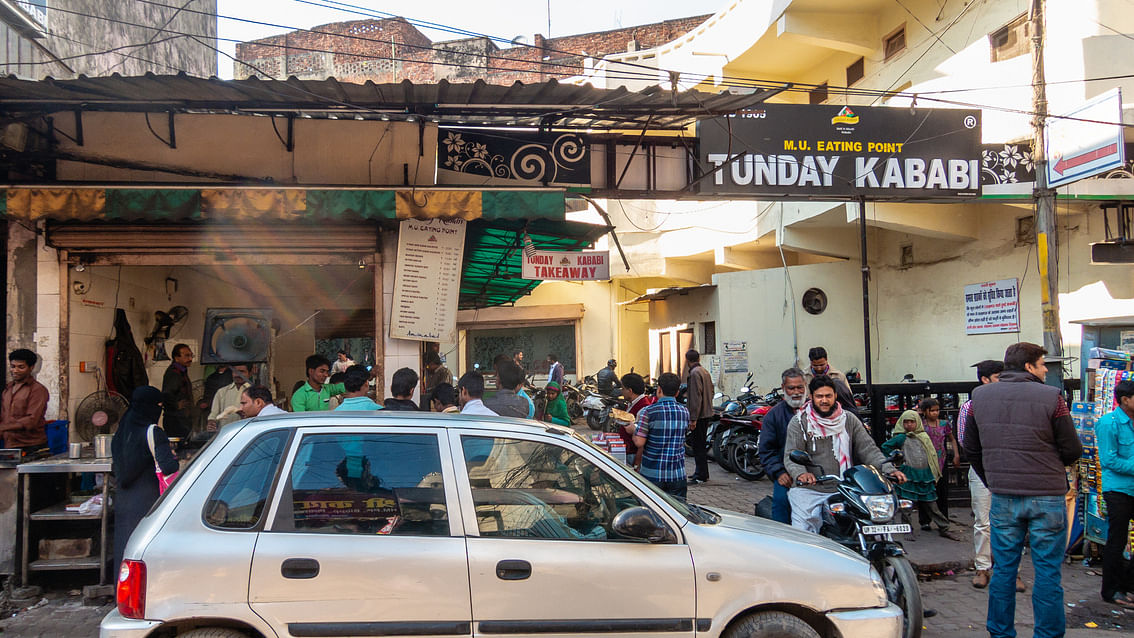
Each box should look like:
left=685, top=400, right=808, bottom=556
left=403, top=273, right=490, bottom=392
left=281, top=558, right=320, bottom=579
left=496, top=559, right=531, bottom=581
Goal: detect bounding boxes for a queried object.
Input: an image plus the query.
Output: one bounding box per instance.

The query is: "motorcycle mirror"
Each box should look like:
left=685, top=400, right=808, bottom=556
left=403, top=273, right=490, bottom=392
left=788, top=450, right=816, bottom=467
left=612, top=506, right=673, bottom=543
left=888, top=449, right=905, bottom=465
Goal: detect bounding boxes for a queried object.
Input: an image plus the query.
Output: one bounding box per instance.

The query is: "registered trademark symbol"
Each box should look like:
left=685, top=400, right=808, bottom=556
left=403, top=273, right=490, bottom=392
left=963, top=115, right=977, bottom=129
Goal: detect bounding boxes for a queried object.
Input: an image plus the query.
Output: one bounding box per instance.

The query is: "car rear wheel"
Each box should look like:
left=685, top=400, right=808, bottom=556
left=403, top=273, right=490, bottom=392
left=177, top=628, right=250, bottom=638
left=724, top=610, right=819, bottom=638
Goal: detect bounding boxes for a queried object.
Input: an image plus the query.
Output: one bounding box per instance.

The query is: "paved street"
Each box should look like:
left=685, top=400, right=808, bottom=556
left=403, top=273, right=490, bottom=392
left=1, top=454, right=1128, bottom=637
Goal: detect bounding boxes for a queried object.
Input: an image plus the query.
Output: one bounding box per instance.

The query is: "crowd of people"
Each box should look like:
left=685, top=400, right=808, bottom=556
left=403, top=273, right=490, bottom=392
left=5, top=336, right=1134, bottom=637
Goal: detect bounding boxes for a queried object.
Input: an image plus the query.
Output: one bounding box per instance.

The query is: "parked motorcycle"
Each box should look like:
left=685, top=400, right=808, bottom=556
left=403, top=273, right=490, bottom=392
left=723, top=414, right=765, bottom=480
left=560, top=381, right=586, bottom=420
left=786, top=449, right=921, bottom=638
left=581, top=391, right=627, bottom=432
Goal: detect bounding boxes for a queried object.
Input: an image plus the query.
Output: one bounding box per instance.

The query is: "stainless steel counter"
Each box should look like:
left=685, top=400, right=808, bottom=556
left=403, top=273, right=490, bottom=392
left=17, top=455, right=111, bottom=474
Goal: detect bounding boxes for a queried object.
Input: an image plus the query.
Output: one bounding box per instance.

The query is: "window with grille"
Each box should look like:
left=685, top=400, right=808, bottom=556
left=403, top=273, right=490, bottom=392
left=989, top=14, right=1030, bottom=62
left=846, top=57, right=864, bottom=86
left=809, top=83, right=828, bottom=105
left=884, top=27, right=906, bottom=60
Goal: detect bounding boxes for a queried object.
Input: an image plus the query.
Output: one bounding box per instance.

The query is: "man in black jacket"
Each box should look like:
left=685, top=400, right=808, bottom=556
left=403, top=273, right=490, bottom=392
left=160, top=344, right=194, bottom=438
left=963, top=342, right=1082, bottom=638
left=596, top=359, right=622, bottom=397
left=757, top=367, right=807, bottom=524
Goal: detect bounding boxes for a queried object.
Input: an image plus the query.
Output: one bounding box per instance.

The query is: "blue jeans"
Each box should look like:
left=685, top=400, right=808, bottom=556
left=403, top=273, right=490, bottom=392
left=988, top=494, right=1067, bottom=638
left=651, top=478, right=687, bottom=500
left=772, top=480, right=792, bottom=524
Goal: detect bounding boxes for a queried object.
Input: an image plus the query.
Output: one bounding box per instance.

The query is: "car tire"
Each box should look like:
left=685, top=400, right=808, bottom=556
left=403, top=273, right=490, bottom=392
left=177, top=628, right=250, bottom=638
left=725, top=610, right=819, bottom=638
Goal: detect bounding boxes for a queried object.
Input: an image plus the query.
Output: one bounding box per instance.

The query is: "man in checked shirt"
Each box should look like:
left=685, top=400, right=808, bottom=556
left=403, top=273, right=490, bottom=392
left=958, top=359, right=1004, bottom=590
left=633, top=372, right=690, bottom=499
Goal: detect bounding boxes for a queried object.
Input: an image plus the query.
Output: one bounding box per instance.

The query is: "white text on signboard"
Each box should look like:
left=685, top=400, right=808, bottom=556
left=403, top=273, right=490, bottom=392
left=522, top=250, right=610, bottom=281
left=964, top=279, right=1020, bottom=334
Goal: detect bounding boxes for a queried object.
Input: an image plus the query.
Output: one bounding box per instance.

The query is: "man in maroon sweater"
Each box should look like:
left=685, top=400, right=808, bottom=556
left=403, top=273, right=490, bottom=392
left=1, top=349, right=49, bottom=451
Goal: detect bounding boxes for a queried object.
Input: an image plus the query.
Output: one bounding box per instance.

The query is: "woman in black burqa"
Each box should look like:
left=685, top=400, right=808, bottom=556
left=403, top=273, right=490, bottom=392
left=111, top=385, right=178, bottom=572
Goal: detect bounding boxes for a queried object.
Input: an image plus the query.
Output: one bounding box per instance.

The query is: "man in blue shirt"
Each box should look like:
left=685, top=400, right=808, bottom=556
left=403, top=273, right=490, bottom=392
left=757, top=367, right=807, bottom=524
left=1096, top=379, right=1134, bottom=607
left=335, top=365, right=383, bottom=411
left=633, top=372, right=689, bottom=499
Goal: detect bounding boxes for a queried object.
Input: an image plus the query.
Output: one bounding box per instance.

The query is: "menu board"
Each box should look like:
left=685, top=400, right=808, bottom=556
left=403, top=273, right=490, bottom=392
left=390, top=218, right=466, bottom=342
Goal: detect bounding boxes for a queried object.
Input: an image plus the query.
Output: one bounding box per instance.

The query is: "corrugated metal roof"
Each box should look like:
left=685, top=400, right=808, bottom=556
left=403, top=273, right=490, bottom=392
left=0, top=73, right=786, bottom=130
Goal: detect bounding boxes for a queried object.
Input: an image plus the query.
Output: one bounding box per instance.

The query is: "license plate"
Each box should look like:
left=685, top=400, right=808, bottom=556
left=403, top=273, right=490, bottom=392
left=862, top=524, right=911, bottom=535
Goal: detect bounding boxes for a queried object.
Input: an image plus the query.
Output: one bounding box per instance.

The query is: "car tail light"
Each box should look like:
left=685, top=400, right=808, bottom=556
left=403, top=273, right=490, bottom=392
left=117, top=559, right=146, bottom=619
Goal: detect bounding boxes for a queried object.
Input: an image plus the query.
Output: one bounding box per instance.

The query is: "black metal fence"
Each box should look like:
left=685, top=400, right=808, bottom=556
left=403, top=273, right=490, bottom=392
left=851, top=381, right=979, bottom=512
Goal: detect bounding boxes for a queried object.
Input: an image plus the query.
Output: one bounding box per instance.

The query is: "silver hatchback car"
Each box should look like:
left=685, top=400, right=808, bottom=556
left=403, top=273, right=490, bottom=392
left=101, top=412, right=901, bottom=638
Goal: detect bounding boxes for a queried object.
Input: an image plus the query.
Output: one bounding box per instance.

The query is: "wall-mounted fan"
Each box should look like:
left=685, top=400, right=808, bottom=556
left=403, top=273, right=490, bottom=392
left=145, top=305, right=190, bottom=361
left=201, top=308, right=272, bottom=364
left=801, top=288, right=828, bottom=315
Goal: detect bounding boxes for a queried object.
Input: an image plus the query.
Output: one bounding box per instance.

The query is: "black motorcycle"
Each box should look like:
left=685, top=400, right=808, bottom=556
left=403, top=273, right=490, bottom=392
left=723, top=414, right=764, bottom=481
left=787, top=449, right=921, bottom=638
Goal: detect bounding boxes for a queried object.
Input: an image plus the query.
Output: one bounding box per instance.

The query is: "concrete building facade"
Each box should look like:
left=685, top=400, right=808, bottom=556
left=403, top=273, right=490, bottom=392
left=577, top=0, right=1134, bottom=396
left=0, top=1, right=217, bottom=79
left=233, top=15, right=709, bottom=85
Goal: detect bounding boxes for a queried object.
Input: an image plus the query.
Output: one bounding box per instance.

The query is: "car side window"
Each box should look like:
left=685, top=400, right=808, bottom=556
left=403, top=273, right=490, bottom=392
left=462, top=435, right=646, bottom=541
left=272, top=433, right=449, bottom=536
left=203, top=429, right=290, bottom=530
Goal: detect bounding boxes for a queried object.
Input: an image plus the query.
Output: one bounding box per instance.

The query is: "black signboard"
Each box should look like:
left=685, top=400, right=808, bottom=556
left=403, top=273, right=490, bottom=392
left=697, top=103, right=982, bottom=199
left=438, top=128, right=589, bottom=187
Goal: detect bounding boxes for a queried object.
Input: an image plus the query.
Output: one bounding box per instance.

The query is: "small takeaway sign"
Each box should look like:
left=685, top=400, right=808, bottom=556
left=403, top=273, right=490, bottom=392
left=522, top=250, right=610, bottom=281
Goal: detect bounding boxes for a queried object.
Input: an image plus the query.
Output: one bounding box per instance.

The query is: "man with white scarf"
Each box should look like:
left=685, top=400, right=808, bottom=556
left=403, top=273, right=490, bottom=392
left=783, top=375, right=905, bottom=533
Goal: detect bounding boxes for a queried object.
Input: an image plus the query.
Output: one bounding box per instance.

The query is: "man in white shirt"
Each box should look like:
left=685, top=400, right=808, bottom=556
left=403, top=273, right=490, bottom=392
left=237, top=385, right=286, bottom=420
left=458, top=371, right=497, bottom=416
left=207, top=363, right=252, bottom=430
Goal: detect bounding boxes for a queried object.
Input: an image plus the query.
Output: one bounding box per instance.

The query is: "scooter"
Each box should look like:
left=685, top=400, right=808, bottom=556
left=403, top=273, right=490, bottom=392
left=786, top=449, right=922, bottom=638
left=581, top=391, right=626, bottom=432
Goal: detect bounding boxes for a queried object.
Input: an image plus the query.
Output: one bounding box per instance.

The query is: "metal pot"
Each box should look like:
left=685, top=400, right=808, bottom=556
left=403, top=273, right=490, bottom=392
left=94, top=434, right=112, bottom=458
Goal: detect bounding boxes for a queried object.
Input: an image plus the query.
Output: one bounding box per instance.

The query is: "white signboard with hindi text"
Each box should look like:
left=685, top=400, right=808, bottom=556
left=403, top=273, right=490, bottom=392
left=964, top=279, right=1020, bottom=334
left=390, top=218, right=466, bottom=343
left=722, top=341, right=749, bottom=373
left=522, top=250, right=610, bottom=281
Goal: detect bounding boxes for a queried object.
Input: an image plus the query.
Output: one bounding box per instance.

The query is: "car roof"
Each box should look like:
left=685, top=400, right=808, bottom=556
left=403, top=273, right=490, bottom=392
left=241, top=410, right=574, bottom=437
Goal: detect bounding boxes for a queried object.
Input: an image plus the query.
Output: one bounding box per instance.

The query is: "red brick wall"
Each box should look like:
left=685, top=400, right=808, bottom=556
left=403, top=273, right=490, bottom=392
left=234, top=14, right=711, bottom=84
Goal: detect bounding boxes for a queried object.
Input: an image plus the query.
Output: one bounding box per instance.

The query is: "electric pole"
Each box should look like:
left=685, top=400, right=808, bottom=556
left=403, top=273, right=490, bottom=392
left=1030, top=0, right=1064, bottom=385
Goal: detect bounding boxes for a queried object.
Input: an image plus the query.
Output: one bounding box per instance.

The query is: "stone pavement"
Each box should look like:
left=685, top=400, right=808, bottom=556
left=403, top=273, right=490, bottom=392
left=0, top=454, right=1128, bottom=637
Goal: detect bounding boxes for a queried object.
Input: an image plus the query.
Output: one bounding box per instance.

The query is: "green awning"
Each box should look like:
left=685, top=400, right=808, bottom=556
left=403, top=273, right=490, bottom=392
left=1, top=187, right=565, bottom=222
left=460, top=219, right=611, bottom=309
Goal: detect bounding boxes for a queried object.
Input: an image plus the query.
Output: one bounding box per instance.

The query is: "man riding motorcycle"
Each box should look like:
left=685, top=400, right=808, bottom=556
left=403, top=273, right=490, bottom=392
left=596, top=359, right=623, bottom=397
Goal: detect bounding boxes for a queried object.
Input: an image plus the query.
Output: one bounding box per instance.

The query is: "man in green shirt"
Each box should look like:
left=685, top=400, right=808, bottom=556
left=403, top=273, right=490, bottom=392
left=291, top=354, right=347, bottom=412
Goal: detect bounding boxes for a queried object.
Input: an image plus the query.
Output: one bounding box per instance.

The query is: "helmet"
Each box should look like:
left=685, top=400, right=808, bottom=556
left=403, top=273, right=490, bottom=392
left=607, top=359, right=617, bottom=367
left=723, top=401, right=743, bottom=416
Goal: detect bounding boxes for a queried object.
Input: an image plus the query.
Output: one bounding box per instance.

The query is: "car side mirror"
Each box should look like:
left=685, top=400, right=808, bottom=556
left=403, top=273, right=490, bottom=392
left=612, top=506, right=674, bottom=543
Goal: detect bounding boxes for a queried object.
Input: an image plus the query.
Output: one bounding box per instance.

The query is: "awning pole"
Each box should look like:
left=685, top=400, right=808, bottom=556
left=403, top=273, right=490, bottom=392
left=858, top=196, right=873, bottom=390
left=579, top=195, right=630, bottom=272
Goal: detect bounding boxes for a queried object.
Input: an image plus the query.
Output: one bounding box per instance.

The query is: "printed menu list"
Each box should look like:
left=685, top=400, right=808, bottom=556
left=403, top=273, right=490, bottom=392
left=390, top=217, right=466, bottom=343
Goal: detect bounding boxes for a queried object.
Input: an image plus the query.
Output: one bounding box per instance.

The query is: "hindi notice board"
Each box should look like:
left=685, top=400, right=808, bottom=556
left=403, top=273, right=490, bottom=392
left=522, top=250, right=610, bottom=281
left=390, top=218, right=466, bottom=343
left=723, top=341, right=749, bottom=373
left=964, top=279, right=1020, bottom=334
